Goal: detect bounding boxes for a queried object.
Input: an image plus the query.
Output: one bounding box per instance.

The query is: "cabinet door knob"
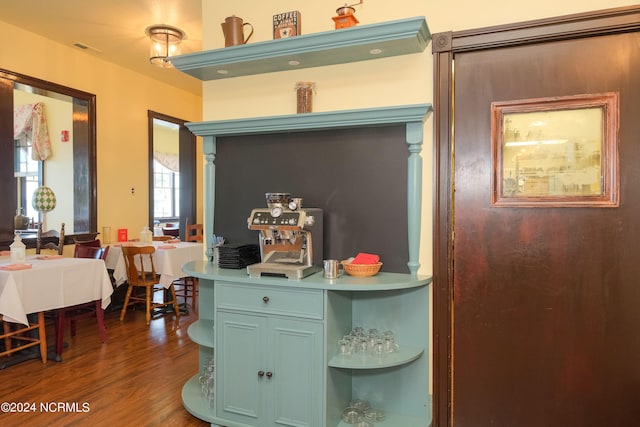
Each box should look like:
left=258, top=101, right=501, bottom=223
left=258, top=370, right=265, bottom=377
left=266, top=371, right=273, bottom=378
left=262, top=296, right=269, bottom=303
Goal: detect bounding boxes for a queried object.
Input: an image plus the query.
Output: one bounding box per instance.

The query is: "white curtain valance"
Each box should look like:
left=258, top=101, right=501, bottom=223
left=14, top=102, right=52, bottom=161
left=154, top=151, right=179, bottom=172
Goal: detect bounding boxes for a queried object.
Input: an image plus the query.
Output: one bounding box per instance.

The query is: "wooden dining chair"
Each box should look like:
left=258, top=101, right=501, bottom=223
left=55, top=244, right=109, bottom=356
left=173, top=219, right=202, bottom=312
left=185, top=220, right=204, bottom=242
left=1, top=313, right=48, bottom=364
left=162, top=227, right=180, bottom=237
left=119, top=245, right=180, bottom=326
left=73, top=238, right=101, bottom=247
left=75, top=239, right=117, bottom=286
left=36, top=222, right=65, bottom=255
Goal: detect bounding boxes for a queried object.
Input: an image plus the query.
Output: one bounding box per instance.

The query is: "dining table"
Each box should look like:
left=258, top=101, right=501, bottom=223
left=0, top=253, right=113, bottom=366
left=106, top=241, right=204, bottom=288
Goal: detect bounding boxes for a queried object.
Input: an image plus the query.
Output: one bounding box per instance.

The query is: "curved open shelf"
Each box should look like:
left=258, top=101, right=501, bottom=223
left=172, top=17, right=430, bottom=81
left=187, top=319, right=214, bottom=348
left=181, top=374, right=215, bottom=422
left=328, top=346, right=423, bottom=369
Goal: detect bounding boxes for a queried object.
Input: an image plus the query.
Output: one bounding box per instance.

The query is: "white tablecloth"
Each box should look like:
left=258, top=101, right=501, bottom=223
left=0, top=255, right=113, bottom=326
left=106, top=242, right=204, bottom=288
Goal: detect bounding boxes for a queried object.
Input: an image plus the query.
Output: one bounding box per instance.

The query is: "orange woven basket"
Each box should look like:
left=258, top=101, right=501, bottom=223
left=342, top=261, right=382, bottom=277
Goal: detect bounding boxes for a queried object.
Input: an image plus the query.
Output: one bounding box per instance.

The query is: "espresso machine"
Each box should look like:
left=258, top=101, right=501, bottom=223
left=247, top=193, right=323, bottom=279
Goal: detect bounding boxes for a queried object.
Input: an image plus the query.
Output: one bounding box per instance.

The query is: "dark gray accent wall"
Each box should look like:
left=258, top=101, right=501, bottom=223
left=214, top=124, right=409, bottom=273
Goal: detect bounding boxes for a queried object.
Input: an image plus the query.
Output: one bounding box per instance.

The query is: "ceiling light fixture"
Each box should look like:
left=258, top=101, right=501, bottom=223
left=145, top=25, right=185, bottom=68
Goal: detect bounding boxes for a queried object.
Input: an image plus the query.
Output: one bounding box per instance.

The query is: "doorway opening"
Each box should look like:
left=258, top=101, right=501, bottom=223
left=147, top=111, right=196, bottom=241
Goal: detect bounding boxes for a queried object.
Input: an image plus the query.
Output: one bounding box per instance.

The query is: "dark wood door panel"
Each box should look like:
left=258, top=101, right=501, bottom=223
left=452, top=31, right=640, bottom=427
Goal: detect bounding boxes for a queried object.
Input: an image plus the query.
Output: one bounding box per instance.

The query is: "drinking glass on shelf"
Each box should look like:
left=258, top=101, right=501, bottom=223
left=207, top=377, right=215, bottom=408
left=364, top=407, right=386, bottom=422
left=383, top=337, right=399, bottom=353
left=367, top=333, right=378, bottom=349
left=349, top=334, right=360, bottom=349
left=200, top=372, right=211, bottom=396
left=373, top=339, right=385, bottom=355
left=349, top=399, right=370, bottom=411
left=199, top=359, right=215, bottom=404
left=342, top=407, right=364, bottom=424
left=356, top=337, right=369, bottom=354
left=338, top=339, right=352, bottom=355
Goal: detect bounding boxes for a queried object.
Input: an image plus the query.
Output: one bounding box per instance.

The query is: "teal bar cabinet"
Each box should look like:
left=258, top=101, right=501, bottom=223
left=175, top=16, right=433, bottom=427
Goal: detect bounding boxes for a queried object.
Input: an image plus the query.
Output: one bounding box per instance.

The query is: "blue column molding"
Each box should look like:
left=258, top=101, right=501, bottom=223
left=406, top=121, right=424, bottom=275
left=203, top=137, right=217, bottom=260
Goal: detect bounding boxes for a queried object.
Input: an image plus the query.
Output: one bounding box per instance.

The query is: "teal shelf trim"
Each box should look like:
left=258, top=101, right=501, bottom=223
left=185, top=104, right=431, bottom=137
left=172, top=16, right=430, bottom=81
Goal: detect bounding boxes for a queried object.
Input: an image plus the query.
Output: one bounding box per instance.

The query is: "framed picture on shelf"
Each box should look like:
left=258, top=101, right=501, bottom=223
left=273, top=10, right=301, bottom=39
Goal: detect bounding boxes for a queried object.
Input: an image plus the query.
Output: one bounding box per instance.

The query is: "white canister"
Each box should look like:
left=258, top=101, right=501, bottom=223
left=140, top=226, right=153, bottom=243
left=10, top=234, right=26, bottom=264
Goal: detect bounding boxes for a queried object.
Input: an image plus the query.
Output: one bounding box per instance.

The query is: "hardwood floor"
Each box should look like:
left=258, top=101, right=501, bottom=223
left=0, top=303, right=210, bottom=427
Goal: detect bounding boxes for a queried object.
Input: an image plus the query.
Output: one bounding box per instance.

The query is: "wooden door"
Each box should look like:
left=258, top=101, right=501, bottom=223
left=433, top=7, right=640, bottom=427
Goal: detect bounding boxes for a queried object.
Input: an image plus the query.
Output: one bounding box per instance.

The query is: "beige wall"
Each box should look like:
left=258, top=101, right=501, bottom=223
left=202, top=0, right=637, bottom=275
left=0, top=19, right=203, bottom=243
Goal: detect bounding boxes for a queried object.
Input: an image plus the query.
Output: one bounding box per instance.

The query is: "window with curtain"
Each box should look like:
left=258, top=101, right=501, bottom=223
left=153, top=159, right=180, bottom=219
left=14, top=139, right=42, bottom=222
left=14, top=102, right=51, bottom=161
left=152, top=117, right=180, bottom=221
